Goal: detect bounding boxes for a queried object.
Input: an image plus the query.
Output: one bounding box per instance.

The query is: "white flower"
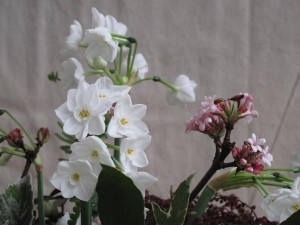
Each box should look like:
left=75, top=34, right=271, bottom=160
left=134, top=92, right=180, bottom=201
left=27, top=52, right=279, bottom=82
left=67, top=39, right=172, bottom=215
left=91, top=7, right=127, bottom=35
left=121, top=53, right=148, bottom=79
left=125, top=171, right=158, bottom=197
left=107, top=94, right=149, bottom=138
left=61, top=20, right=82, bottom=57
left=50, top=160, right=97, bottom=201
left=261, top=179, right=300, bottom=222
left=84, top=27, right=118, bottom=62
left=69, top=136, right=115, bottom=175
left=120, top=134, right=151, bottom=168
left=166, top=74, right=197, bottom=105
left=55, top=82, right=111, bottom=139
left=61, top=58, right=85, bottom=90
left=247, top=133, right=266, bottom=152
left=95, top=77, right=131, bottom=104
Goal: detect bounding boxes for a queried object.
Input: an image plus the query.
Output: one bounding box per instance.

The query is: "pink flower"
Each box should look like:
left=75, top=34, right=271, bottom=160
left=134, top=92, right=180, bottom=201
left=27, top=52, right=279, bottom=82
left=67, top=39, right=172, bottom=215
left=247, top=133, right=266, bottom=152
left=261, top=146, right=273, bottom=167
left=237, top=93, right=258, bottom=123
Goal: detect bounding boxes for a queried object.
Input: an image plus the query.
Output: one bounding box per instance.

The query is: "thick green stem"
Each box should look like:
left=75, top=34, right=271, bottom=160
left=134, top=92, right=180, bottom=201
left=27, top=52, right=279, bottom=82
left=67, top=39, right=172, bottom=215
left=106, top=143, right=120, bottom=151
left=103, top=68, right=119, bottom=84
left=158, top=79, right=179, bottom=92
left=37, top=170, right=45, bottom=225
left=114, top=138, right=121, bottom=162
left=1, top=109, right=35, bottom=148
left=0, top=147, right=25, bottom=157
left=133, top=76, right=155, bottom=85
left=81, top=200, right=92, bottom=225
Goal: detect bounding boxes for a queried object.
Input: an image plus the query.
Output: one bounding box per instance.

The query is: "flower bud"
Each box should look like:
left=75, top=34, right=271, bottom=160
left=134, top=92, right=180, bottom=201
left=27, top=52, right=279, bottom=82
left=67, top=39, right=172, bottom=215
left=6, top=128, right=24, bottom=148
left=37, top=128, right=50, bottom=144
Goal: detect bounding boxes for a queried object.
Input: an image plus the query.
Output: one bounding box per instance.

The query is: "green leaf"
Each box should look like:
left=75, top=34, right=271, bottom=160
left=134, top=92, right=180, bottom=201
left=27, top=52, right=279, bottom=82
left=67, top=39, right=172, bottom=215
left=0, top=174, right=33, bottom=225
left=96, top=165, right=145, bottom=225
left=280, top=209, right=300, bottom=225
left=152, top=174, right=194, bottom=225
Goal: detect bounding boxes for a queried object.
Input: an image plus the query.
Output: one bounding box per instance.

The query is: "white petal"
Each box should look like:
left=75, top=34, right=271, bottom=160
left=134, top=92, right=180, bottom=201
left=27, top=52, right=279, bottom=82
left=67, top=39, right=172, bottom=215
left=55, top=102, right=72, bottom=123
left=88, top=115, right=106, bottom=135
left=63, top=117, right=83, bottom=136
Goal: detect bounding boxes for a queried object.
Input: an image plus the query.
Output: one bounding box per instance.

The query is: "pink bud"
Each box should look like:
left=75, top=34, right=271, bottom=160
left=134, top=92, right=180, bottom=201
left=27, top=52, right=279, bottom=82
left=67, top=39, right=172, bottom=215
left=37, top=128, right=50, bottom=144
left=6, top=128, right=23, bottom=148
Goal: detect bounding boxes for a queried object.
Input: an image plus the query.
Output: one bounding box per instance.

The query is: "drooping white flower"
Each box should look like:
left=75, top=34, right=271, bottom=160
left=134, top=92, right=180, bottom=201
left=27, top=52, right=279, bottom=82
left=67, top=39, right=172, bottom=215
left=107, top=94, right=149, bottom=138
left=91, top=7, right=127, bottom=35
left=121, top=53, right=148, bottom=79
left=261, top=178, right=300, bottom=223
left=61, top=58, right=85, bottom=89
left=95, top=77, right=131, bottom=104
left=50, top=160, right=97, bottom=201
left=247, top=133, right=266, bottom=152
left=84, top=27, right=118, bottom=62
left=69, top=136, right=115, bottom=175
left=166, top=74, right=197, bottom=105
left=55, top=82, right=111, bottom=139
left=120, top=134, right=151, bottom=168
left=125, top=171, right=158, bottom=197
left=61, top=20, right=83, bottom=57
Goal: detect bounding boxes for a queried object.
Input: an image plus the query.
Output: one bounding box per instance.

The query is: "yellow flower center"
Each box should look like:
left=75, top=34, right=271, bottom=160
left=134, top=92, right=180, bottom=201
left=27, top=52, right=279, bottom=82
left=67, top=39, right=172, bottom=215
left=291, top=203, right=300, bottom=212
left=127, top=149, right=134, bottom=155
left=80, top=109, right=90, bottom=118
left=99, top=93, right=107, bottom=98
left=120, top=117, right=128, bottom=125
left=72, top=173, right=80, bottom=182
left=91, top=149, right=99, bottom=158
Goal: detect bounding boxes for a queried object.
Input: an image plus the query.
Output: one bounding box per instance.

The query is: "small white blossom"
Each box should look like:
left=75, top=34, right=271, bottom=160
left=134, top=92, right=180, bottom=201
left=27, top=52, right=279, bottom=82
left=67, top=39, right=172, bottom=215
left=95, top=77, right=131, bottom=104
left=120, top=134, right=151, bottom=168
left=69, top=136, right=114, bottom=175
left=61, top=20, right=83, bottom=57
left=50, top=160, right=97, bottom=201
left=55, top=82, right=111, bottom=139
left=107, top=94, right=149, bottom=138
left=84, top=27, right=118, bottom=62
left=91, top=7, right=127, bottom=35
left=166, top=74, right=197, bottom=105
left=61, top=58, right=85, bottom=89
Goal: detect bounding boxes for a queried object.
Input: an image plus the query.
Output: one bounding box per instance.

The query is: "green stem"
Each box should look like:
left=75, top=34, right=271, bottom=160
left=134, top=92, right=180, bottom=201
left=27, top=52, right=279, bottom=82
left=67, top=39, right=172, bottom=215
left=106, top=143, right=120, bottom=151
left=252, top=177, right=270, bottom=196
left=263, top=167, right=297, bottom=172
left=79, top=41, right=88, bottom=48
left=133, top=76, right=155, bottom=85
left=118, top=46, right=123, bottom=75
left=111, top=33, right=129, bottom=40
left=129, top=41, right=138, bottom=75
left=1, top=110, right=35, bottom=148
left=37, top=170, right=45, bottom=225
left=261, top=181, right=292, bottom=188
left=84, top=70, right=105, bottom=77
left=126, top=44, right=132, bottom=78
left=0, top=147, right=26, bottom=157
left=0, top=128, right=7, bottom=135
left=81, top=200, right=92, bottom=225
left=114, top=138, right=121, bottom=162
left=159, top=79, right=179, bottom=92
left=103, top=68, right=119, bottom=84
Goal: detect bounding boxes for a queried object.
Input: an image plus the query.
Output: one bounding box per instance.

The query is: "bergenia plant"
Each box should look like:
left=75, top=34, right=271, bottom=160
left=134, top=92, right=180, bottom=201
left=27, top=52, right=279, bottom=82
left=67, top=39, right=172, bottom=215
left=0, top=7, right=299, bottom=225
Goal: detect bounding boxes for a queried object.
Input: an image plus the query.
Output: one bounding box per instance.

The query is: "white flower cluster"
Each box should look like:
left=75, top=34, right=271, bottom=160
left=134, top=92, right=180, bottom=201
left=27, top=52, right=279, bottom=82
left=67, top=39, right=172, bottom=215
left=50, top=8, right=157, bottom=203
left=261, top=177, right=300, bottom=222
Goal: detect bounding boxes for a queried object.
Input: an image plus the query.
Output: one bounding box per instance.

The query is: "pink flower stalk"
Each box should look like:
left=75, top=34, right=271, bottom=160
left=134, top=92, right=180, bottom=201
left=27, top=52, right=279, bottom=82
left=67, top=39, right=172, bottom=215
left=186, top=96, right=225, bottom=139
left=232, top=134, right=273, bottom=174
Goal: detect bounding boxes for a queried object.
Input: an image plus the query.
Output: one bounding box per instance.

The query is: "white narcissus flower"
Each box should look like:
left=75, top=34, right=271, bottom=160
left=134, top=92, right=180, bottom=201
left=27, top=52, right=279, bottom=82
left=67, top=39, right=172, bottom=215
left=125, top=171, right=158, bottom=197
left=91, top=7, right=127, bottom=35
left=61, top=58, right=85, bottom=90
left=261, top=178, right=300, bottom=223
left=166, top=74, right=197, bottom=105
left=107, top=94, right=149, bottom=138
left=69, top=136, right=114, bottom=175
left=247, top=133, right=266, bottom=152
left=61, top=20, right=83, bottom=57
left=84, top=27, right=118, bottom=62
left=50, top=160, right=97, bottom=201
left=95, top=77, right=131, bottom=104
left=55, top=82, right=111, bottom=139
left=121, top=53, right=148, bottom=80
left=120, top=134, right=151, bottom=168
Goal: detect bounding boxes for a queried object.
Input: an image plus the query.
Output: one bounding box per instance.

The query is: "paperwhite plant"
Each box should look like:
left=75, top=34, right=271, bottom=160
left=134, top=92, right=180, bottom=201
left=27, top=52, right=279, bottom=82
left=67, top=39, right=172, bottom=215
left=166, top=74, right=197, bottom=105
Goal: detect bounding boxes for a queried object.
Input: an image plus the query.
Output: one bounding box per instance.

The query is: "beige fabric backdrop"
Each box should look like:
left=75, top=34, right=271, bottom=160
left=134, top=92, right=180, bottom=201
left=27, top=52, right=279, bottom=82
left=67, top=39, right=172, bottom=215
left=1, top=0, right=300, bottom=214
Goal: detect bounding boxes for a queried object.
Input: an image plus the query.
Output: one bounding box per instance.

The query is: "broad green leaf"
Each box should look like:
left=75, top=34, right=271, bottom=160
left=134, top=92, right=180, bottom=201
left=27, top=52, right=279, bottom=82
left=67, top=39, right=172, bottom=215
left=0, top=174, right=33, bottom=225
left=152, top=174, right=194, bottom=225
left=96, top=165, right=145, bottom=225
left=280, top=209, right=300, bottom=225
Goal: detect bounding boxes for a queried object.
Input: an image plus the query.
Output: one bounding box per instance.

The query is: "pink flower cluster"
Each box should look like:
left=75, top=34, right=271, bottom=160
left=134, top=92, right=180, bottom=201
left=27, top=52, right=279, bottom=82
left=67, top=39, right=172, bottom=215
left=232, top=133, right=273, bottom=174
left=185, top=96, right=225, bottom=139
